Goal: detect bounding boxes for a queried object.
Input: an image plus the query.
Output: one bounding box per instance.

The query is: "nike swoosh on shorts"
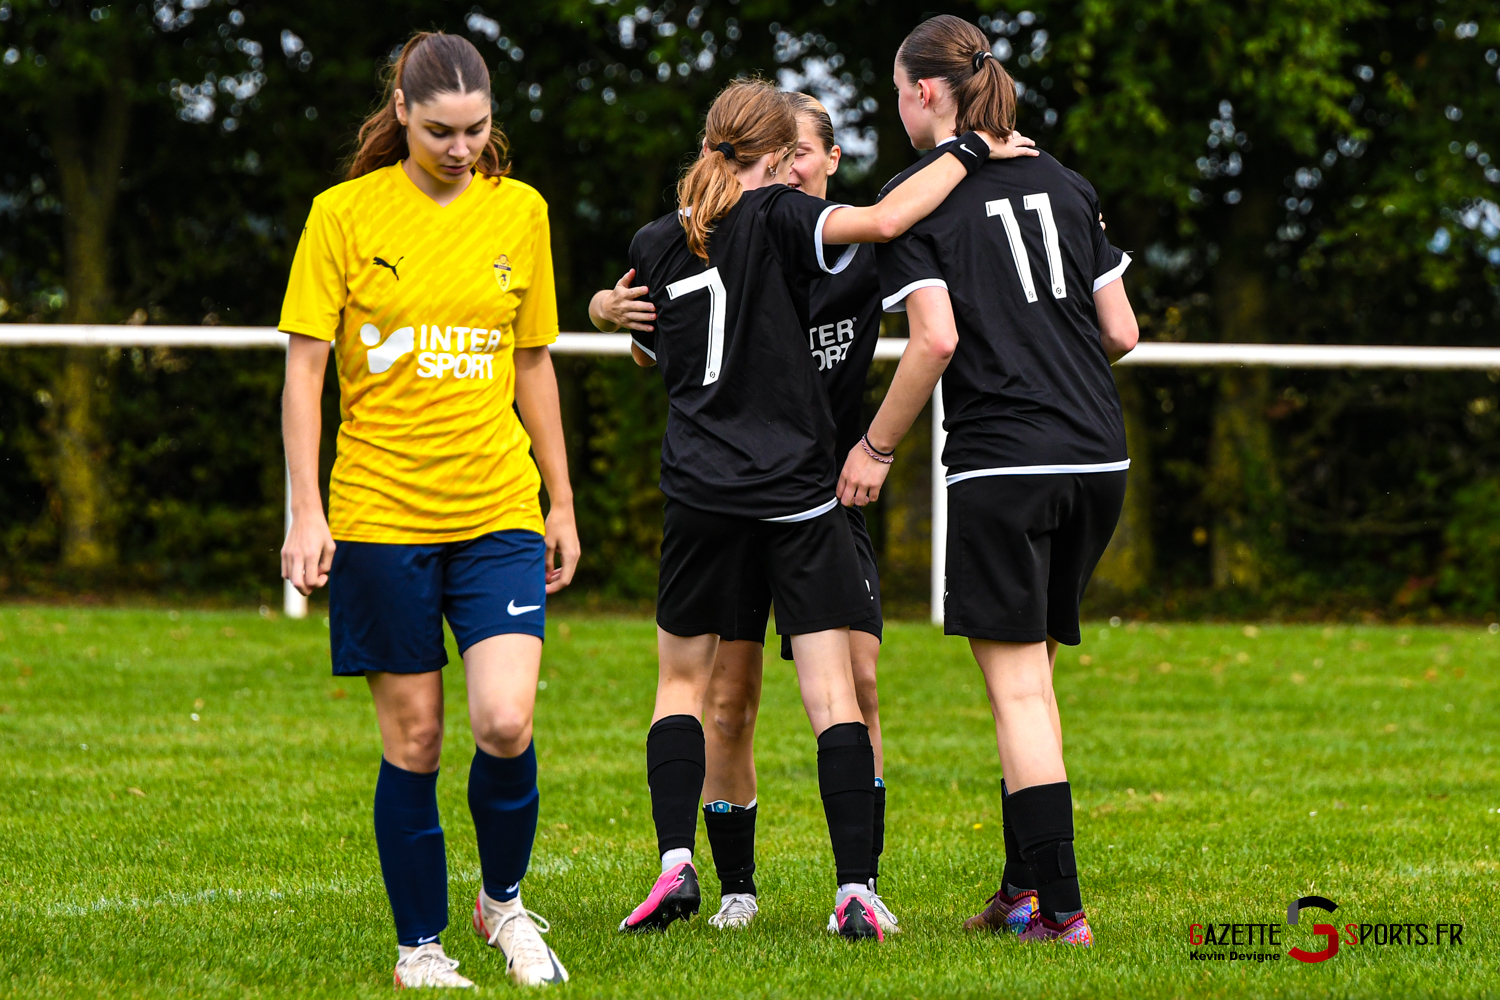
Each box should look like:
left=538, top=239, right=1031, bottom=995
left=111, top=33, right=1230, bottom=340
left=507, top=600, right=541, bottom=615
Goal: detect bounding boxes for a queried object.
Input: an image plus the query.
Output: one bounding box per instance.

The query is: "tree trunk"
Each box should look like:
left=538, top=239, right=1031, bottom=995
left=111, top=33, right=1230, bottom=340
left=1092, top=367, right=1153, bottom=593
left=46, top=84, right=130, bottom=572
left=1207, top=209, right=1283, bottom=590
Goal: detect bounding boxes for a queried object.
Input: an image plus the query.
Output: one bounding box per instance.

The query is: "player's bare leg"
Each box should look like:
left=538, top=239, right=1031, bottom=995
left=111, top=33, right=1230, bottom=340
left=701, top=641, right=763, bottom=928
left=620, top=630, right=720, bottom=932
left=972, top=639, right=1091, bottom=946
left=849, top=630, right=898, bottom=933
left=790, top=629, right=883, bottom=940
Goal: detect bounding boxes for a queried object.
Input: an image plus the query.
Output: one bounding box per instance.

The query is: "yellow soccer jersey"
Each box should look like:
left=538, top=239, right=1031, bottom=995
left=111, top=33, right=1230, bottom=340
left=279, top=164, right=558, bottom=543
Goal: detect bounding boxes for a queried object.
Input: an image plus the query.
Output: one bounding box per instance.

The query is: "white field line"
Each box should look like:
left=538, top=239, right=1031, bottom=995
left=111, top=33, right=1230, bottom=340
left=43, top=859, right=586, bottom=917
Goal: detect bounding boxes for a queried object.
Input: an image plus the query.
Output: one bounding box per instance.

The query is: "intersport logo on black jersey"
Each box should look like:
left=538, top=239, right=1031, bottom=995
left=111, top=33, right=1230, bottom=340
left=808, top=317, right=857, bottom=371
left=359, top=323, right=505, bottom=379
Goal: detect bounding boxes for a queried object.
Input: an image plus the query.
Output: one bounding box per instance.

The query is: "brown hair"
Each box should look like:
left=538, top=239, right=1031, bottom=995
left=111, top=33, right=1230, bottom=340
left=897, top=15, right=1016, bottom=140
left=676, top=78, right=797, bottom=261
left=346, top=32, right=510, bottom=181
left=783, top=92, right=836, bottom=153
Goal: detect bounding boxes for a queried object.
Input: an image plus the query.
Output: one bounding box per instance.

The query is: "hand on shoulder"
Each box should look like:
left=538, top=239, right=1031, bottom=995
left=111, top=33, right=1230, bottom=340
left=978, top=130, right=1039, bottom=160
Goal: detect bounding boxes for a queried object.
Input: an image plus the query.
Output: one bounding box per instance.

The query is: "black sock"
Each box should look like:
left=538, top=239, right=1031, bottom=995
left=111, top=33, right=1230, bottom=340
left=1008, top=781, right=1082, bottom=921
left=1000, top=779, right=1033, bottom=895
left=702, top=803, right=757, bottom=895
left=817, top=721, right=875, bottom=886
left=646, top=715, right=705, bottom=857
left=870, top=780, right=886, bottom=891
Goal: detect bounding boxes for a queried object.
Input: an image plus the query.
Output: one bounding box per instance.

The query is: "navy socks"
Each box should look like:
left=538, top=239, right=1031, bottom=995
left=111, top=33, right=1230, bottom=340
left=374, top=759, right=448, bottom=947
left=468, top=742, right=540, bottom=903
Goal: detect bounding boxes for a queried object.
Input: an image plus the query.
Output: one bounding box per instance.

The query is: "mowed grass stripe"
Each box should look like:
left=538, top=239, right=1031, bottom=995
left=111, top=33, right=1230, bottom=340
left=0, top=608, right=1494, bottom=998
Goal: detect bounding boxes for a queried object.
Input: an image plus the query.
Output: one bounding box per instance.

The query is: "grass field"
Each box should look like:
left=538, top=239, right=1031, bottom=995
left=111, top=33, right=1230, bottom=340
left=0, top=606, right=1495, bottom=998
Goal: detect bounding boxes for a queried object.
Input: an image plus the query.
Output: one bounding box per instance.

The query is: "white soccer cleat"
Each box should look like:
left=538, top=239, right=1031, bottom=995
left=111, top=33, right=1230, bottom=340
left=868, top=890, right=902, bottom=935
left=708, top=892, right=759, bottom=929
left=392, top=943, right=474, bottom=989
left=472, top=889, right=569, bottom=986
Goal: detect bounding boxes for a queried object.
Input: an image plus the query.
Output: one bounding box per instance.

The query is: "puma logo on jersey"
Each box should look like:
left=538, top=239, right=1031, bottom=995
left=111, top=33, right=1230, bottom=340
left=808, top=318, right=857, bottom=371
left=373, top=256, right=404, bottom=280
left=360, top=323, right=415, bottom=374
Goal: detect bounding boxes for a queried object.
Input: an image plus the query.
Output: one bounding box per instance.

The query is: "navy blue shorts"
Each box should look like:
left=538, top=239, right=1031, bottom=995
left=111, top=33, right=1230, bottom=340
left=328, top=530, right=546, bottom=676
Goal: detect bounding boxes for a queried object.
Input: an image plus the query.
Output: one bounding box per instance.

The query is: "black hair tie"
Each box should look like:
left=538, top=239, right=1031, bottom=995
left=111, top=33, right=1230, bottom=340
left=716, top=141, right=737, bottom=161
left=972, top=50, right=994, bottom=72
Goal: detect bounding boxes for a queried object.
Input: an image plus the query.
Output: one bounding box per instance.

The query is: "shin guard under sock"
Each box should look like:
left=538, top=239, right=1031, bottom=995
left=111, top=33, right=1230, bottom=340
left=871, top=780, right=886, bottom=890
left=702, top=803, right=757, bottom=895
left=816, top=721, right=875, bottom=887
left=373, top=758, right=449, bottom=946
left=1008, top=780, right=1082, bottom=921
left=1000, top=779, right=1033, bottom=895
left=467, top=742, right=539, bottom=902
left=646, top=715, right=705, bottom=856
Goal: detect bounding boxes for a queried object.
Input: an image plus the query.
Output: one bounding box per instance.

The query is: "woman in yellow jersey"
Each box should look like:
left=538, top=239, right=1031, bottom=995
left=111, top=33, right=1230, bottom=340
left=278, top=32, right=575, bottom=990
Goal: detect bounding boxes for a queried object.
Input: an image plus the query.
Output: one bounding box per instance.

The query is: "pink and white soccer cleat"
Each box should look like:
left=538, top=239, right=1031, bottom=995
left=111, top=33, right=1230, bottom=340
left=618, top=862, right=701, bottom=933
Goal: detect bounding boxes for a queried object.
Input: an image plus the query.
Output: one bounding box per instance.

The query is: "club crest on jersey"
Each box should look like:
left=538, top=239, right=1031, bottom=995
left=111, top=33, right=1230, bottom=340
left=493, top=254, right=512, bottom=291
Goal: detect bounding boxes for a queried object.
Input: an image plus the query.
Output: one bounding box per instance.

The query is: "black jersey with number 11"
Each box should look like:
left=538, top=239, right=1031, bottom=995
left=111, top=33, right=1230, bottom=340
left=630, top=185, right=854, bottom=520
left=878, top=148, right=1132, bottom=478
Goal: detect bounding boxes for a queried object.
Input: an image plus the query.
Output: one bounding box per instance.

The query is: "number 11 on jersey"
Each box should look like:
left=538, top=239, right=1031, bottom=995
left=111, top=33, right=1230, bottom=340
left=667, top=267, right=728, bottom=386
left=985, top=193, right=1067, bottom=302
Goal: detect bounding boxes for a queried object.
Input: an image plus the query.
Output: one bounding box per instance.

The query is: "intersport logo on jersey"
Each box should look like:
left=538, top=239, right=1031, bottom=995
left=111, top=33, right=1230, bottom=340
left=359, top=323, right=505, bottom=379
left=1186, top=896, right=1465, bottom=965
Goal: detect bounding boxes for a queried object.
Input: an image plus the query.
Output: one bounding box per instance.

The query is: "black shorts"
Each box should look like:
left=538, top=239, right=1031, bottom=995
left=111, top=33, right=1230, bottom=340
left=775, top=506, right=882, bottom=659
left=657, top=499, right=867, bottom=639
left=944, top=471, right=1127, bottom=646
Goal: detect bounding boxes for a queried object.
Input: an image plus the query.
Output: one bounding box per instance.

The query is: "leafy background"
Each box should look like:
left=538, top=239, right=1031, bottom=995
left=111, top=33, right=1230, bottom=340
left=2, top=0, right=1500, bottom=619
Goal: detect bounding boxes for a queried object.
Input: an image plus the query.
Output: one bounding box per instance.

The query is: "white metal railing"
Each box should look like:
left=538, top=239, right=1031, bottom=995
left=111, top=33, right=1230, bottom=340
left=6, top=325, right=1500, bottom=622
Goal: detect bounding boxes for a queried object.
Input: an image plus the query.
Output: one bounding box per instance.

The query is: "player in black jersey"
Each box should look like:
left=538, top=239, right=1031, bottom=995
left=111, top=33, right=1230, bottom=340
left=598, top=77, right=1031, bottom=941
left=838, top=16, right=1140, bottom=947
left=594, top=94, right=905, bottom=935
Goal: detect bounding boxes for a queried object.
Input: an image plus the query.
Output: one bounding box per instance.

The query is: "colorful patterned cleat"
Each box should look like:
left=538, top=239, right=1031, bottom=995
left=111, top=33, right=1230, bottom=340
left=1017, top=910, right=1094, bottom=946
left=826, top=889, right=885, bottom=942
left=618, top=862, right=701, bottom=933
left=962, top=887, right=1037, bottom=934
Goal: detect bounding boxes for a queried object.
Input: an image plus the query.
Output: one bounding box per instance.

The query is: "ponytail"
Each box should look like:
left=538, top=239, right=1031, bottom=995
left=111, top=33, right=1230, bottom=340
left=897, top=15, right=1016, bottom=140
left=346, top=31, right=510, bottom=181
left=676, top=78, right=797, bottom=261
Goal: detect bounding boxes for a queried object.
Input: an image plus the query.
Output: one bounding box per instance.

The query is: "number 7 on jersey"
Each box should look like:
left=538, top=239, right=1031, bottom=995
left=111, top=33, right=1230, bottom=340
left=667, top=267, right=728, bottom=386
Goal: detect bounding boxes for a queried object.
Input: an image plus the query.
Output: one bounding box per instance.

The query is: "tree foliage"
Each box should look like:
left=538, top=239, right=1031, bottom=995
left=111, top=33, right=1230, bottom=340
left=2, top=0, right=1500, bottom=617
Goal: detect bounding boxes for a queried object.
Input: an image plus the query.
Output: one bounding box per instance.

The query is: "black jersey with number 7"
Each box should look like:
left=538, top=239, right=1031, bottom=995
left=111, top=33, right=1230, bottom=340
left=630, top=185, right=855, bottom=520
left=878, top=147, right=1132, bottom=478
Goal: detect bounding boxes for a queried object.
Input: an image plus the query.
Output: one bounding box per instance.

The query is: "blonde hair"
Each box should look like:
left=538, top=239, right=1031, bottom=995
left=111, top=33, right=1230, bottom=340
left=676, top=79, right=797, bottom=261
left=783, top=92, right=835, bottom=152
